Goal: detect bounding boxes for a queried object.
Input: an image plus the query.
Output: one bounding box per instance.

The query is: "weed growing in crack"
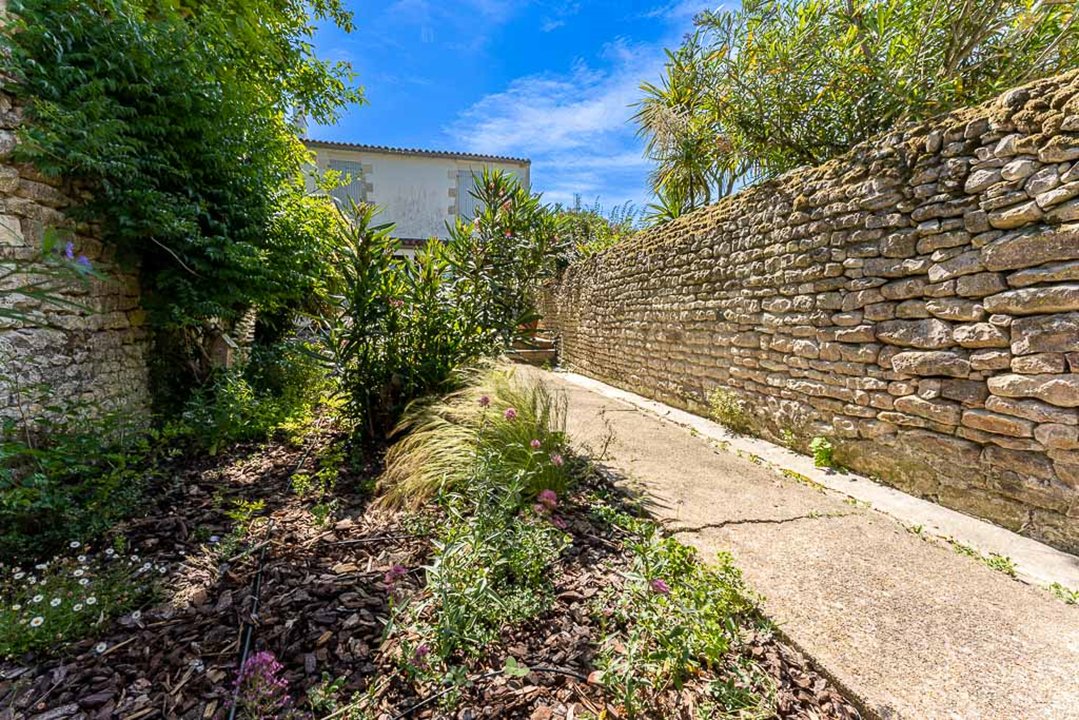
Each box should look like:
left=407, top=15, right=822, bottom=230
left=809, top=437, right=835, bottom=468
left=949, top=539, right=1017, bottom=578
left=707, top=388, right=752, bottom=434
left=1048, top=582, right=1078, bottom=605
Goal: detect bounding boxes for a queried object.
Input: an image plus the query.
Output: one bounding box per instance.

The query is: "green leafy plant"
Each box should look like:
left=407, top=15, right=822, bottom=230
left=550, top=196, right=639, bottom=264
left=0, top=542, right=157, bottom=657
left=707, top=388, right=751, bottom=434
left=809, top=436, right=835, bottom=468
left=636, top=0, right=1079, bottom=216
left=593, top=508, right=759, bottom=718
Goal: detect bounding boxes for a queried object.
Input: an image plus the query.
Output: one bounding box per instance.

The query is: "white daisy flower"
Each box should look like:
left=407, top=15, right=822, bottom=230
left=131, top=610, right=142, bottom=621
left=73, top=569, right=85, bottom=577
left=31, top=594, right=43, bottom=604
left=86, top=597, right=97, bottom=605
left=13, top=572, right=24, bottom=580
left=29, top=616, right=43, bottom=627
left=94, top=642, right=107, bottom=653
left=157, top=566, right=167, bottom=574
left=104, top=548, right=115, bottom=556
left=35, top=563, right=47, bottom=571
left=141, top=562, right=152, bottom=571
left=130, top=555, right=139, bottom=562
left=49, top=598, right=61, bottom=607
left=73, top=603, right=83, bottom=612
left=79, top=578, right=89, bottom=586
left=77, top=555, right=86, bottom=563
left=11, top=604, right=21, bottom=611
left=69, top=541, right=81, bottom=549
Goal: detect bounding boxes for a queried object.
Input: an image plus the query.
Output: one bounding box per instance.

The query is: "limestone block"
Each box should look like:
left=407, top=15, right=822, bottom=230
left=927, top=250, right=984, bottom=282
left=1011, top=353, right=1066, bottom=374
left=953, top=322, right=1009, bottom=348
left=986, top=395, right=1077, bottom=424
left=926, top=298, right=985, bottom=321
left=984, top=284, right=1079, bottom=314
left=988, top=200, right=1043, bottom=229
left=1034, top=423, right=1079, bottom=449
left=1010, top=312, right=1079, bottom=354
left=971, top=348, right=1012, bottom=370
left=895, top=395, right=962, bottom=425
left=987, top=373, right=1079, bottom=407
left=891, top=350, right=971, bottom=378
left=962, top=409, right=1034, bottom=437
left=1007, top=260, right=1079, bottom=288
left=981, top=227, right=1079, bottom=271
left=876, top=319, right=954, bottom=348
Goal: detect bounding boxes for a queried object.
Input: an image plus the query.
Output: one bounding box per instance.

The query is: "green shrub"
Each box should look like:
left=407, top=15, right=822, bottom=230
left=707, top=388, right=751, bottom=434
left=178, top=340, right=328, bottom=453
left=321, top=171, right=565, bottom=440
left=0, top=383, right=156, bottom=562
left=0, top=541, right=156, bottom=657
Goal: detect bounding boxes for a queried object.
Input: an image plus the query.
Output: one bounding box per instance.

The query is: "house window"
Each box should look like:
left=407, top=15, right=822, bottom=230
left=328, top=159, right=366, bottom=207
left=456, top=170, right=483, bottom=221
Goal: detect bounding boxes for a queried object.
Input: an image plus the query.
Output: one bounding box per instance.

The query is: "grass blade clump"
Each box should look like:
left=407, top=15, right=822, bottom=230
left=379, top=367, right=569, bottom=508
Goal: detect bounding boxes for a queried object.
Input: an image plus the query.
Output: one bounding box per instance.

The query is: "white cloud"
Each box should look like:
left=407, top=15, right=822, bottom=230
left=447, top=38, right=663, bottom=207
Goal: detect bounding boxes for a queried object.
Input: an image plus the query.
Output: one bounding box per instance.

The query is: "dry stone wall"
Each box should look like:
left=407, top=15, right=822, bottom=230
left=0, top=88, right=150, bottom=423
left=541, top=71, right=1079, bottom=553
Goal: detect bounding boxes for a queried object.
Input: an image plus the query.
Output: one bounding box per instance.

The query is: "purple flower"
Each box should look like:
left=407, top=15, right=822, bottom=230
left=537, top=489, right=558, bottom=510
left=478, top=395, right=491, bottom=408
left=532, top=502, right=548, bottom=515
left=650, top=578, right=670, bottom=595
left=384, top=564, right=408, bottom=587
left=530, top=439, right=542, bottom=450
left=503, top=407, right=518, bottom=421
left=64, top=241, right=74, bottom=260
left=550, top=515, right=568, bottom=531
left=412, top=643, right=430, bottom=666
left=233, top=650, right=293, bottom=715
left=550, top=453, right=564, bottom=467
left=76, top=255, right=91, bottom=269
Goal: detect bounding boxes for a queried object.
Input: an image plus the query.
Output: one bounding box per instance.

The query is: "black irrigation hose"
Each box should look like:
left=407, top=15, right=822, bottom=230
left=390, top=665, right=594, bottom=719
left=227, top=423, right=325, bottom=718
left=226, top=518, right=274, bottom=720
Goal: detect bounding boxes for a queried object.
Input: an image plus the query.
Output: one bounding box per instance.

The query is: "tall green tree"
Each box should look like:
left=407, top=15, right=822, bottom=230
left=2, top=0, right=362, bottom=328
left=637, top=0, right=1079, bottom=219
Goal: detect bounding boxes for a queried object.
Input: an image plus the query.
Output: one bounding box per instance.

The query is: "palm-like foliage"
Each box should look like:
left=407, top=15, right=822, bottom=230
left=637, top=0, right=1079, bottom=223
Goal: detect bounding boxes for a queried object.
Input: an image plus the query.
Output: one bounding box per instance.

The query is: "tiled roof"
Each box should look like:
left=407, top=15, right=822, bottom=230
left=303, top=138, right=530, bottom=165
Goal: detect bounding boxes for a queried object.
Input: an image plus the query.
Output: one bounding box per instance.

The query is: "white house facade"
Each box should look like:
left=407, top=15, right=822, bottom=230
left=304, top=140, right=531, bottom=256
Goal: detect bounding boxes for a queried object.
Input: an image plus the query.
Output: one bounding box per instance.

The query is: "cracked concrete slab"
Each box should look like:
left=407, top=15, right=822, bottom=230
left=524, top=367, right=1079, bottom=720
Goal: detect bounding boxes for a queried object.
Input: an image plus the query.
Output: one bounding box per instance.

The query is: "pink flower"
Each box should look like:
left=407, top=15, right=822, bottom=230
left=532, top=502, right=547, bottom=515
left=530, top=439, right=542, bottom=450
left=550, top=515, right=568, bottom=531
left=412, top=643, right=431, bottom=666
left=504, top=407, right=518, bottom=421
left=537, top=489, right=558, bottom=510
left=383, top=564, right=408, bottom=587
left=478, top=395, right=491, bottom=408
left=650, top=578, right=670, bottom=595
left=549, top=453, right=564, bottom=467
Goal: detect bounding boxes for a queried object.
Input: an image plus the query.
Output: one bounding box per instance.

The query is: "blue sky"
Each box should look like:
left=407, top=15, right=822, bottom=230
left=310, top=1, right=719, bottom=212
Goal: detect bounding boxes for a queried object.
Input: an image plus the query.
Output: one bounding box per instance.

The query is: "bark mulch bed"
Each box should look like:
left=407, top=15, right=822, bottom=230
left=1, top=428, right=861, bottom=720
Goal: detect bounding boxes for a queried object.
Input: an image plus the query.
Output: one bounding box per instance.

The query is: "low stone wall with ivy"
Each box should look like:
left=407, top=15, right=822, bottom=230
left=541, top=71, right=1079, bottom=553
left=0, top=88, right=150, bottom=422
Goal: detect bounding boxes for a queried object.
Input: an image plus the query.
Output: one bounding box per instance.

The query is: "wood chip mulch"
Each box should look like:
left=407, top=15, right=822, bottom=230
left=1, top=428, right=862, bottom=720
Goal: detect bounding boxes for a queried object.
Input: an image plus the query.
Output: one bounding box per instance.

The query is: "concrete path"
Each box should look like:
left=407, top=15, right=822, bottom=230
left=527, top=368, right=1079, bottom=720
